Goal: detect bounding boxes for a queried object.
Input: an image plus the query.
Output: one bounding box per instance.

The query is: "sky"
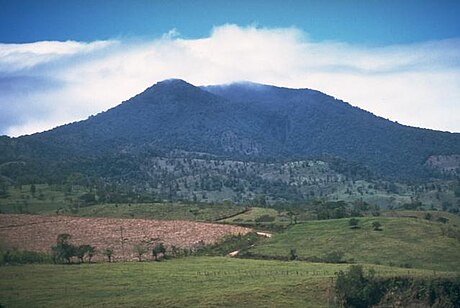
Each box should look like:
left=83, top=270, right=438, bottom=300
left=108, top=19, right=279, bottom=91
left=1, top=0, right=460, bottom=136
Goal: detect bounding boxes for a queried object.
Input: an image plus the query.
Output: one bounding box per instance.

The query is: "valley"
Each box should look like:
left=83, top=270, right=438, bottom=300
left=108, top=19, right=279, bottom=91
left=1, top=209, right=459, bottom=307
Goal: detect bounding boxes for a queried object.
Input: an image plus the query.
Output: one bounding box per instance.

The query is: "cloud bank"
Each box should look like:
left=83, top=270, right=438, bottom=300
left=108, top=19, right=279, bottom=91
left=1, top=24, right=459, bottom=136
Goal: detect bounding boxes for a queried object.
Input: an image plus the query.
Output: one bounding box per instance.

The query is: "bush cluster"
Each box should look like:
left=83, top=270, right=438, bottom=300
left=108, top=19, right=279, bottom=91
left=335, top=265, right=460, bottom=307
left=0, top=250, right=52, bottom=265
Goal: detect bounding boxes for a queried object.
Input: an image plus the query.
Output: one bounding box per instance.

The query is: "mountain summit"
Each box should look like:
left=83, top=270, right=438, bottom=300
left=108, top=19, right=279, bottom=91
left=1, top=79, right=459, bottom=185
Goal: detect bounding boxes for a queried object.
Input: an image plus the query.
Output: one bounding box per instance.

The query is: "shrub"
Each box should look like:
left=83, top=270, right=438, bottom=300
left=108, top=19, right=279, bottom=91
left=102, top=248, right=114, bottom=262
left=336, top=267, right=460, bottom=307
left=1, top=250, right=52, bottom=265
left=372, top=221, right=382, bottom=231
left=133, top=243, right=149, bottom=262
left=324, top=250, right=345, bottom=263
left=335, top=265, right=385, bottom=307
left=255, top=215, right=275, bottom=223
left=437, top=217, right=449, bottom=224
left=75, top=245, right=96, bottom=263
left=289, top=248, right=297, bottom=260
left=349, top=218, right=360, bottom=229
left=152, top=243, right=166, bottom=261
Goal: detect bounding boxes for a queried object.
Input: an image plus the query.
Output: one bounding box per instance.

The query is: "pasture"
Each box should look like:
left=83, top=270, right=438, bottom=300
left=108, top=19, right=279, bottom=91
left=0, top=257, right=449, bottom=308
left=249, top=216, right=460, bottom=271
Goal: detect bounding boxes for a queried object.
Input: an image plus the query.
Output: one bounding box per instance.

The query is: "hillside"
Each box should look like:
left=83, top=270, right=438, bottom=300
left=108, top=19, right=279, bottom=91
left=0, top=79, right=460, bottom=204
left=248, top=215, right=460, bottom=271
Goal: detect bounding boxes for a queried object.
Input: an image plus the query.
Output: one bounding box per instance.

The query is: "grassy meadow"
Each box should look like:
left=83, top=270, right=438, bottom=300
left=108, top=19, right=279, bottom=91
left=1, top=184, right=460, bottom=306
left=0, top=257, right=450, bottom=308
left=0, top=184, right=246, bottom=221
left=74, top=202, right=245, bottom=221
left=0, top=184, right=88, bottom=214
left=249, top=216, right=460, bottom=271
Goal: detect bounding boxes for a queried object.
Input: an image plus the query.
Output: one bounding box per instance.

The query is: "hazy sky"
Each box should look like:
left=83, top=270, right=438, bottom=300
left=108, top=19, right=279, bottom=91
left=1, top=0, right=460, bottom=136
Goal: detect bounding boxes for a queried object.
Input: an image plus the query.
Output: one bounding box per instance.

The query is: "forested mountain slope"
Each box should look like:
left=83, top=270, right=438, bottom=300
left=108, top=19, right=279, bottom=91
left=0, top=79, right=459, bottom=203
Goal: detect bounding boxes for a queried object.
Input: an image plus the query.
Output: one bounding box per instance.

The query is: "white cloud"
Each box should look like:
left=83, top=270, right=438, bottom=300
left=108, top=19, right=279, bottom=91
left=1, top=24, right=459, bottom=136
left=0, top=40, right=116, bottom=72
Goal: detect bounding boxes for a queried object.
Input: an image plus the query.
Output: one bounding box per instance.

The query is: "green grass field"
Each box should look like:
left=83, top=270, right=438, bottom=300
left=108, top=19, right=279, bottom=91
left=0, top=184, right=246, bottom=222
left=382, top=210, right=460, bottom=225
left=75, top=202, right=245, bottom=221
left=0, top=257, right=449, bottom=308
left=2, top=184, right=459, bottom=306
left=0, top=184, right=88, bottom=214
left=249, top=216, right=460, bottom=271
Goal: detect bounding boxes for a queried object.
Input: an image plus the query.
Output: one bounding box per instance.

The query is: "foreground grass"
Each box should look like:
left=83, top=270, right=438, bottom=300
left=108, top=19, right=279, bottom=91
left=0, top=257, right=448, bottom=308
left=249, top=216, right=460, bottom=272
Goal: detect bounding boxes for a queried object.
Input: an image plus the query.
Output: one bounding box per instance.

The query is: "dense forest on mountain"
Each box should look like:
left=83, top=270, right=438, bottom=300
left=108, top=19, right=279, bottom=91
left=0, top=79, right=459, bottom=205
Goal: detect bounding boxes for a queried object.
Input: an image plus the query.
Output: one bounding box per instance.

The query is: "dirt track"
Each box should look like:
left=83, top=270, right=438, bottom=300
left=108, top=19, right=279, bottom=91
left=0, top=214, right=251, bottom=261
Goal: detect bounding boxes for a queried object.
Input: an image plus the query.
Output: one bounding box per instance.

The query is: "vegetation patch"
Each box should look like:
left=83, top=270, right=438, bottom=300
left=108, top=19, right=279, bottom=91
left=0, top=249, right=52, bottom=265
left=335, top=265, right=460, bottom=307
left=249, top=216, right=460, bottom=271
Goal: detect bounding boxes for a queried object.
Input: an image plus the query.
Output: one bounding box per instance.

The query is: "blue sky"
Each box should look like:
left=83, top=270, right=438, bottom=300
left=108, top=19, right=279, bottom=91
left=2, top=0, right=460, bottom=44
left=1, top=1, right=460, bottom=136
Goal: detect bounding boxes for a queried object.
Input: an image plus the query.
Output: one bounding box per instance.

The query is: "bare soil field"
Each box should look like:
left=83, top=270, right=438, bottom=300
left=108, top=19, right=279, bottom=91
left=0, top=214, right=251, bottom=261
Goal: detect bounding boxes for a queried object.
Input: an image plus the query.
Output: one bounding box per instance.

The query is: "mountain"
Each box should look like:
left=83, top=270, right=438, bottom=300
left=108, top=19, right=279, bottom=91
left=0, top=79, right=459, bottom=204
left=203, top=82, right=460, bottom=178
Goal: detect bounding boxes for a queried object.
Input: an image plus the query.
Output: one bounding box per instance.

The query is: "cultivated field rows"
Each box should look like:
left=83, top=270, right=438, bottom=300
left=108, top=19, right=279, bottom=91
left=0, top=214, right=251, bottom=261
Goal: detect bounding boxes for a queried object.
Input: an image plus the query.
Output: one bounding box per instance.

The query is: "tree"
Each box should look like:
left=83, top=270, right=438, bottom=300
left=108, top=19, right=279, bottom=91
left=133, top=243, right=148, bottom=262
left=324, top=250, right=344, bottom=263
left=437, top=217, right=449, bottom=224
left=289, top=248, right=298, bottom=261
left=170, top=245, right=179, bottom=257
left=87, top=245, right=95, bottom=262
left=103, top=248, right=114, bottom=262
left=30, top=184, right=36, bottom=196
left=51, top=233, right=76, bottom=263
left=335, top=265, right=385, bottom=307
left=75, top=245, right=87, bottom=263
left=372, top=221, right=382, bottom=231
left=75, top=245, right=96, bottom=263
left=78, top=193, right=96, bottom=206
left=287, top=210, right=298, bottom=225
left=152, top=243, right=166, bottom=261
left=349, top=218, right=360, bottom=229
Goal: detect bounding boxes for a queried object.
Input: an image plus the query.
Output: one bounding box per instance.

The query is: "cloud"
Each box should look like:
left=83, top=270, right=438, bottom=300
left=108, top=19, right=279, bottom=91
left=0, top=40, right=116, bottom=72
left=1, top=24, right=459, bottom=136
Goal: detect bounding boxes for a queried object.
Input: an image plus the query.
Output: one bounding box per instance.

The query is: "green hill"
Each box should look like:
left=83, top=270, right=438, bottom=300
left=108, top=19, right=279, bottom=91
left=248, top=216, right=460, bottom=271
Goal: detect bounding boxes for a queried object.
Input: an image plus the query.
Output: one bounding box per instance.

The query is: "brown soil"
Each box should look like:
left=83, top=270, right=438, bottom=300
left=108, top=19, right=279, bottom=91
left=0, top=214, right=251, bottom=261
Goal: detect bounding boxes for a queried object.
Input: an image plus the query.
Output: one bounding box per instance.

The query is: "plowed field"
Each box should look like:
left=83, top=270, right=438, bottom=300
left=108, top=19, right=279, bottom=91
left=0, top=214, right=251, bottom=261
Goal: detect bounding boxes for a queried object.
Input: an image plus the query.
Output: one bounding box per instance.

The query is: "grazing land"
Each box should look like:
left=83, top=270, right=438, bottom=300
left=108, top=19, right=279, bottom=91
left=0, top=257, right=450, bottom=308
left=0, top=214, right=250, bottom=261
left=0, top=184, right=247, bottom=221
left=219, top=207, right=282, bottom=223
left=74, top=202, right=246, bottom=221
left=248, top=216, right=460, bottom=271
